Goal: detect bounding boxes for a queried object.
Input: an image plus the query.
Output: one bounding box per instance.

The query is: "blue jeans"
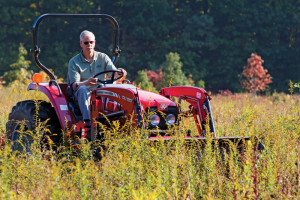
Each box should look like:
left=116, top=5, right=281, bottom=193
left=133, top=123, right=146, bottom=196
left=74, top=85, right=91, bottom=121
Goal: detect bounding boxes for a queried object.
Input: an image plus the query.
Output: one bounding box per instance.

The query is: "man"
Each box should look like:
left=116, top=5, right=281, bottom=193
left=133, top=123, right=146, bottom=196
left=68, top=30, right=126, bottom=139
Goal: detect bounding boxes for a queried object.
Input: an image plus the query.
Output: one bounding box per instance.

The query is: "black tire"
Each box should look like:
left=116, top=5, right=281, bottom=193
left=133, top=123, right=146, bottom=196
left=6, top=100, right=61, bottom=153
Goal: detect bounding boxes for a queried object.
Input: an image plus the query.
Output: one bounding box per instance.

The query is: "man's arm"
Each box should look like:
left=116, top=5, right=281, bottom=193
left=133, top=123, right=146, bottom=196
left=100, top=53, right=127, bottom=80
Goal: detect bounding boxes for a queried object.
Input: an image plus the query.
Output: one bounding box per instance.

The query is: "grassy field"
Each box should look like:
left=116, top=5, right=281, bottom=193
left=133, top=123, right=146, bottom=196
left=0, top=84, right=299, bottom=199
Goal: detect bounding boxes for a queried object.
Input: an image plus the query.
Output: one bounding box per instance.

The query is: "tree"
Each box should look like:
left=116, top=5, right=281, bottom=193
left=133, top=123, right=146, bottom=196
left=240, top=53, right=272, bottom=93
left=135, top=70, right=155, bottom=91
left=3, top=44, right=32, bottom=85
left=146, top=67, right=163, bottom=88
left=162, top=52, right=190, bottom=87
left=0, top=0, right=97, bottom=78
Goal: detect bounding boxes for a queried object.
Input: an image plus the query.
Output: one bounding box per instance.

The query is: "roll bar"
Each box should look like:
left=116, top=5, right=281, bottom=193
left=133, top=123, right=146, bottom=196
left=30, top=13, right=121, bottom=82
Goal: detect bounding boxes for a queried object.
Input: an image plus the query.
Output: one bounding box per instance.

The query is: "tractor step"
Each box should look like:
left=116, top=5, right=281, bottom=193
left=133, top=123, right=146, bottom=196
left=97, top=110, right=125, bottom=121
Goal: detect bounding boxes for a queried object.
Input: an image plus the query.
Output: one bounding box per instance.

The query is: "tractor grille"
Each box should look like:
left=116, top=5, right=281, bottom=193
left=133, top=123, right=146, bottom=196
left=146, top=107, right=178, bottom=130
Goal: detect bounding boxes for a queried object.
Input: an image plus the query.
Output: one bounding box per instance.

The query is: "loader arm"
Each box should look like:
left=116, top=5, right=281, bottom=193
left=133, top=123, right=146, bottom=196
left=160, top=86, right=215, bottom=137
left=160, top=86, right=265, bottom=154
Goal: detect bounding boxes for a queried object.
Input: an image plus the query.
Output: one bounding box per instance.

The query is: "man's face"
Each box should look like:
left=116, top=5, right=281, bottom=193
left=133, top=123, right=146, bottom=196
left=80, top=35, right=96, bottom=55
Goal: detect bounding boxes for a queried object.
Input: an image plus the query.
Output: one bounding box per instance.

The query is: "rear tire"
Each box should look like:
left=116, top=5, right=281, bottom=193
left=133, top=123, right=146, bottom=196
left=6, top=100, right=61, bottom=153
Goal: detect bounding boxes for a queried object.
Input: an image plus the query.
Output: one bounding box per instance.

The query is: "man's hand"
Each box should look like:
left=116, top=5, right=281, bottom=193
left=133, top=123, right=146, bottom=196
left=86, top=77, right=98, bottom=86
left=116, top=68, right=127, bottom=83
left=72, top=77, right=98, bottom=90
left=117, top=68, right=127, bottom=77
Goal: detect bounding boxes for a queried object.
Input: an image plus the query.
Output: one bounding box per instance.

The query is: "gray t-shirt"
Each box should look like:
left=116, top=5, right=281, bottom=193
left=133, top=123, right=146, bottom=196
left=68, top=51, right=116, bottom=89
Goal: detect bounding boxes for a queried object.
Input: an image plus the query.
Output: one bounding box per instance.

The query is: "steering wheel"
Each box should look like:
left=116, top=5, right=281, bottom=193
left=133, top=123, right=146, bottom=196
left=93, top=69, right=124, bottom=84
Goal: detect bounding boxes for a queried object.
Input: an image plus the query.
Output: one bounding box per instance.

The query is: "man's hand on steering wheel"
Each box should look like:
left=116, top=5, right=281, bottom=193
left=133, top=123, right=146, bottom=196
left=116, top=68, right=127, bottom=83
left=93, top=68, right=127, bottom=85
left=117, top=68, right=127, bottom=77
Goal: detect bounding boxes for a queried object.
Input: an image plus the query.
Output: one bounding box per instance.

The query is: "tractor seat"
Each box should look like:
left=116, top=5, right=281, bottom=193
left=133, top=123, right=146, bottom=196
left=59, top=83, right=83, bottom=122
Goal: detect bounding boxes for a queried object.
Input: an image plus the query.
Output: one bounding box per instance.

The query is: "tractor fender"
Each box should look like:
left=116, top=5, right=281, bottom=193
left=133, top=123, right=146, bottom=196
left=27, top=82, right=75, bottom=131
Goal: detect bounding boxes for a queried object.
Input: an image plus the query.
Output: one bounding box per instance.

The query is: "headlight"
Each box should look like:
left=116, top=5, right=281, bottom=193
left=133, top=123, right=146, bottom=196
left=149, top=114, right=160, bottom=127
left=166, top=114, right=176, bottom=125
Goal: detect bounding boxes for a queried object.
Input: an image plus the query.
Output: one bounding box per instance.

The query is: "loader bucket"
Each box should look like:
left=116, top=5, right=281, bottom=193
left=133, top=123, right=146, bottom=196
left=191, top=136, right=264, bottom=151
left=148, top=135, right=264, bottom=158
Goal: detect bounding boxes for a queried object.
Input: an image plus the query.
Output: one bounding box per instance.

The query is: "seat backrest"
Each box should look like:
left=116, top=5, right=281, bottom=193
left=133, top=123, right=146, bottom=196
left=65, top=74, right=82, bottom=120
left=58, top=83, right=68, bottom=97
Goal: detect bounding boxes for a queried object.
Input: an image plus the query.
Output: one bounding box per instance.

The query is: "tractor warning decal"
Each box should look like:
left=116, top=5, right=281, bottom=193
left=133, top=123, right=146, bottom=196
left=196, top=92, right=202, bottom=99
left=60, top=105, right=68, bottom=111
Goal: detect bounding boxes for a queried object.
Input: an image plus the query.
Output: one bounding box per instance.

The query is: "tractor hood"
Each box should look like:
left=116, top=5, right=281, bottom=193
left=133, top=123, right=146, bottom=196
left=136, top=89, right=177, bottom=109
left=103, top=84, right=176, bottom=109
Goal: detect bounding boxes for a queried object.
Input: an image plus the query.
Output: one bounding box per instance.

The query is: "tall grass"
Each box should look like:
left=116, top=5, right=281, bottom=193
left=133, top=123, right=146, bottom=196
left=0, top=84, right=299, bottom=199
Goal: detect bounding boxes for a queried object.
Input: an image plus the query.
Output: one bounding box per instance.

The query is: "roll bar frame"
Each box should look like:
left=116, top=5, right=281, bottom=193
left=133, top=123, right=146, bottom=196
left=30, top=13, right=121, bottom=92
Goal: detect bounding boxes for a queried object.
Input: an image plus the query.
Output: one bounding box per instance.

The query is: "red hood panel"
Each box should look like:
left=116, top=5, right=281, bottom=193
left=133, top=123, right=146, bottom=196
left=134, top=89, right=176, bottom=108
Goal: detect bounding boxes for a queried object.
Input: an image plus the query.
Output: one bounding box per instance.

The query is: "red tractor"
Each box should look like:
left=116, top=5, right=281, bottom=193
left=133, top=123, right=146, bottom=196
left=6, top=14, right=264, bottom=155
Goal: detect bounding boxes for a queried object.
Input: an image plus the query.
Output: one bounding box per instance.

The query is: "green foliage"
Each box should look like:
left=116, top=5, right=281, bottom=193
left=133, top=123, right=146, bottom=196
left=288, top=80, right=300, bottom=94
left=3, top=44, right=32, bottom=86
left=9, top=44, right=31, bottom=70
left=196, top=80, right=205, bottom=89
left=135, top=70, right=155, bottom=91
left=179, top=14, right=216, bottom=83
left=162, top=52, right=190, bottom=87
